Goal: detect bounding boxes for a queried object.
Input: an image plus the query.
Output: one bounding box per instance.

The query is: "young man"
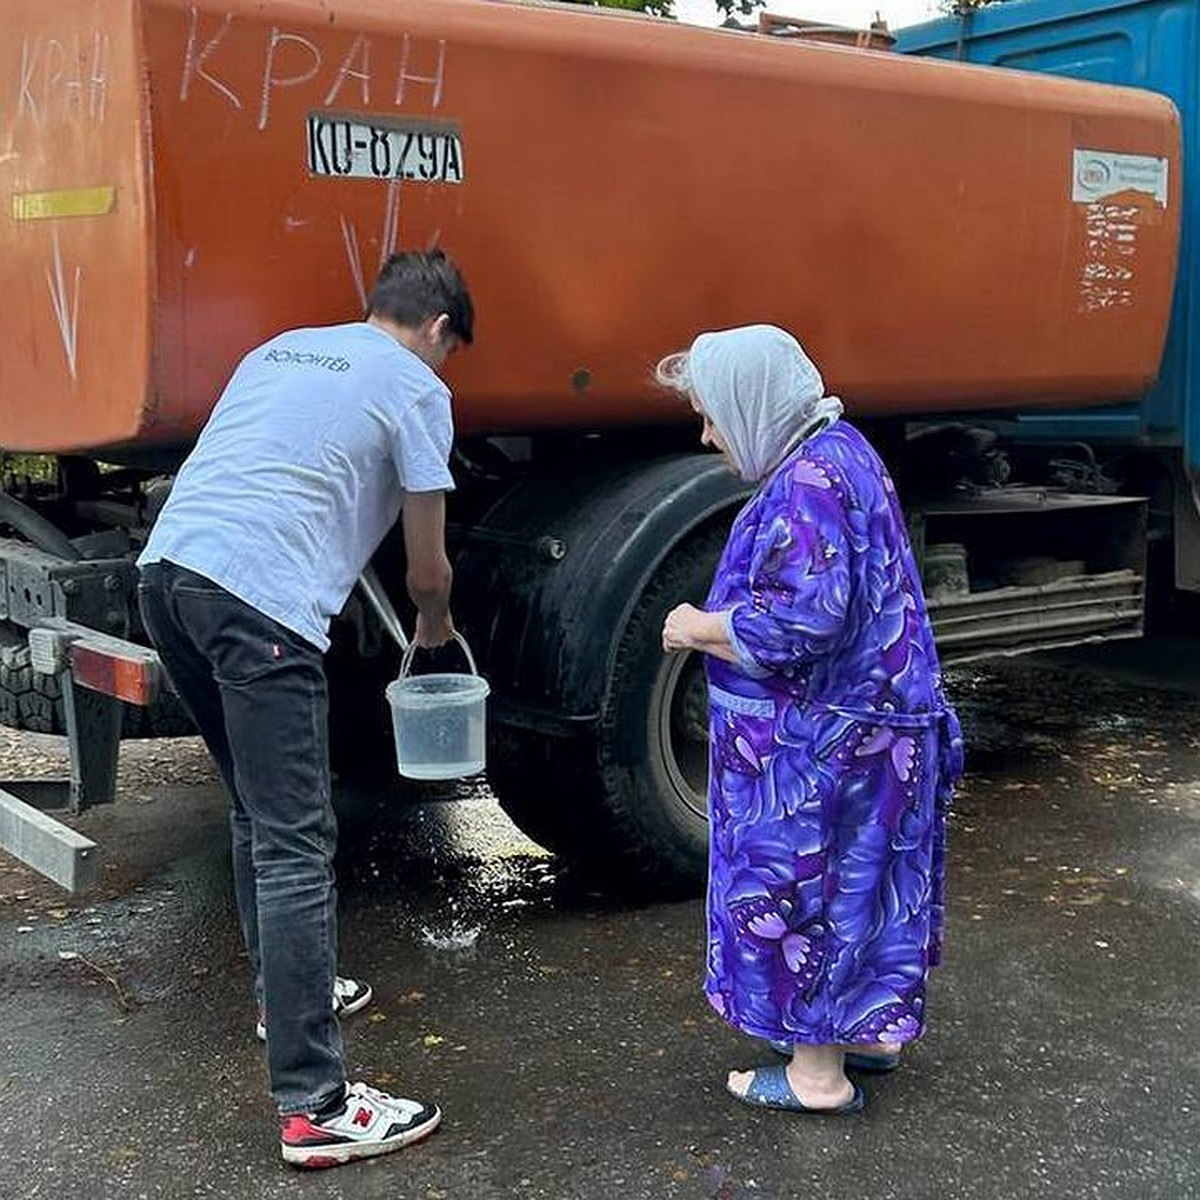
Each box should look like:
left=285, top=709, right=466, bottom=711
left=137, top=250, right=474, bottom=1168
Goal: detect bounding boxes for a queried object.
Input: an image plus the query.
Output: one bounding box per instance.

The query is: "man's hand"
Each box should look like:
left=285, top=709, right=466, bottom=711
left=414, top=610, right=455, bottom=648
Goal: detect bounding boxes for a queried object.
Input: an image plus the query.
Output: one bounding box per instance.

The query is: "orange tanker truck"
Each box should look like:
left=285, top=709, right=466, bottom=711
left=0, top=0, right=1191, bottom=891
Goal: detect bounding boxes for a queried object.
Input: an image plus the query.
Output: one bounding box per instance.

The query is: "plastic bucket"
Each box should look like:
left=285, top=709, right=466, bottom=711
left=385, top=633, right=490, bottom=780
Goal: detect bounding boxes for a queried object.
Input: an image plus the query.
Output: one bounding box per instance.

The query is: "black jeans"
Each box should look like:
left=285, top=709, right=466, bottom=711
left=138, top=561, right=344, bottom=1114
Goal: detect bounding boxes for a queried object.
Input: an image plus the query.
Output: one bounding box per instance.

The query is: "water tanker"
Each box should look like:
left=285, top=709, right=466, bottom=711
left=0, top=0, right=1180, bottom=452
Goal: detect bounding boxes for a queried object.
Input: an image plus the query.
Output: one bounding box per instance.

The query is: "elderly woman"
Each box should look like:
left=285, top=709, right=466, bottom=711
left=657, top=325, right=963, bottom=1115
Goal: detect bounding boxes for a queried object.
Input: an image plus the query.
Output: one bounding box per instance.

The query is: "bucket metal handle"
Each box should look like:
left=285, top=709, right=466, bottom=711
left=398, top=630, right=479, bottom=681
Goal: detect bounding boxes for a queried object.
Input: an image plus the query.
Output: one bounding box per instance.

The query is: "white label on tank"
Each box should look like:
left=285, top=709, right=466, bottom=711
left=1072, top=150, right=1168, bottom=206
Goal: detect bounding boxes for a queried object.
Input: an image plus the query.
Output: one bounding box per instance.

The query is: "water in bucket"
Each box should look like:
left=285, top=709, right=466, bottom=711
left=386, top=633, right=489, bottom=780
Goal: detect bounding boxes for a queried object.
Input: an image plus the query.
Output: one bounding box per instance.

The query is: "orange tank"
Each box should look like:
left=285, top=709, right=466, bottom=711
left=0, top=0, right=1182, bottom=453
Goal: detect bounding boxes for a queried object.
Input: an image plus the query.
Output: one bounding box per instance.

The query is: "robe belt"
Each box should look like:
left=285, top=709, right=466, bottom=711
left=812, top=703, right=939, bottom=729
left=814, top=703, right=965, bottom=786
left=708, top=693, right=965, bottom=787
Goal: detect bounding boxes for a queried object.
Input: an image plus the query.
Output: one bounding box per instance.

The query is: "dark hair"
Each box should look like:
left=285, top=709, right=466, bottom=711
left=366, top=249, right=474, bottom=345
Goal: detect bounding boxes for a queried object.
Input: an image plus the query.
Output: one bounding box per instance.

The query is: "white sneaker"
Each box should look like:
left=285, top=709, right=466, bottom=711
left=255, top=975, right=374, bottom=1042
left=280, top=1081, right=441, bottom=1169
left=333, top=974, right=373, bottom=1018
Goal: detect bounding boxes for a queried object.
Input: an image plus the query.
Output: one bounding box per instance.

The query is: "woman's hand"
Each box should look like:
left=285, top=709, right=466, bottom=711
left=662, top=603, right=705, bottom=653
left=663, top=603, right=741, bottom=664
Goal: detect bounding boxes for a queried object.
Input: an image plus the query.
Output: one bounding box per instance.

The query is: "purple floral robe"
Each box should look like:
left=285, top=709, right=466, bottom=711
left=703, top=421, right=964, bottom=1047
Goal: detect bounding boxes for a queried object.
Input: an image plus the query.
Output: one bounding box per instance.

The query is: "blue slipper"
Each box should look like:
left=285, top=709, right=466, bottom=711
left=768, top=1039, right=901, bottom=1075
left=728, top=1063, right=865, bottom=1114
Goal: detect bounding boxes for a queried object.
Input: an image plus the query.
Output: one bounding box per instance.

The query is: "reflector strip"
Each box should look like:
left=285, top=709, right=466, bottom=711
left=69, top=644, right=155, bottom=706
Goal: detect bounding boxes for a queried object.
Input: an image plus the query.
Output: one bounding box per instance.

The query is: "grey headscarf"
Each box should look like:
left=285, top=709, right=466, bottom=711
left=657, top=325, right=843, bottom=482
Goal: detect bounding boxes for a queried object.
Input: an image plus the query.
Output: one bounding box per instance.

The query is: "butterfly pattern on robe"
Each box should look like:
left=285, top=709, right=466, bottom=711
left=701, top=422, right=964, bottom=1046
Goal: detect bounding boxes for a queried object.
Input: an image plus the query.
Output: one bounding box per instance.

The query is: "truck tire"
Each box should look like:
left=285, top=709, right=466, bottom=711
left=0, top=623, right=192, bottom=739
left=0, top=625, right=66, bottom=733
left=489, top=524, right=723, bottom=894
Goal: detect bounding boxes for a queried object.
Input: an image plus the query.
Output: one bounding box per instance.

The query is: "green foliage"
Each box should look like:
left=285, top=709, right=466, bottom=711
left=0, top=453, right=55, bottom=488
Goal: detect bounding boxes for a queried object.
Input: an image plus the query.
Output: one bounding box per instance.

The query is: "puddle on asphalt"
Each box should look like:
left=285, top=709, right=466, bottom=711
left=948, top=659, right=1200, bottom=767
left=332, top=781, right=566, bottom=951
left=419, top=921, right=482, bottom=952
left=328, top=653, right=1200, bottom=954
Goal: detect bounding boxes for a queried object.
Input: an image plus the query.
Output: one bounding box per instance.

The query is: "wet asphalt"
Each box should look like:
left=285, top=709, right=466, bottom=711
left=2, top=639, right=1199, bottom=1199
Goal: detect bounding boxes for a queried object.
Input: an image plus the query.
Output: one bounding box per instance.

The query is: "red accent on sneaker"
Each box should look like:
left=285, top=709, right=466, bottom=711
left=351, top=1106, right=372, bottom=1129
left=281, top=1115, right=344, bottom=1147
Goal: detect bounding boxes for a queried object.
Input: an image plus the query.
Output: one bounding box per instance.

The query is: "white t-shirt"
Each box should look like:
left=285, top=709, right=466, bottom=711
left=139, top=321, right=454, bottom=650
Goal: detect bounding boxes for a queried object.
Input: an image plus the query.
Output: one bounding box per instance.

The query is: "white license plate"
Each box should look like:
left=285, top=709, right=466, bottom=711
left=307, top=114, right=464, bottom=184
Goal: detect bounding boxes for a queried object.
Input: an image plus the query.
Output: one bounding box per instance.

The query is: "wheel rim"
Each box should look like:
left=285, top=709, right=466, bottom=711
left=656, top=650, right=710, bottom=823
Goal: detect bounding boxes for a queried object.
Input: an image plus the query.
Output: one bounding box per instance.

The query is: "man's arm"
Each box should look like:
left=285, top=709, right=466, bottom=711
left=402, top=490, right=454, bottom=647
